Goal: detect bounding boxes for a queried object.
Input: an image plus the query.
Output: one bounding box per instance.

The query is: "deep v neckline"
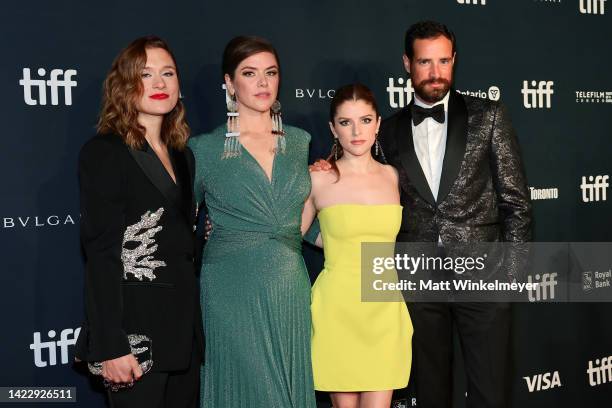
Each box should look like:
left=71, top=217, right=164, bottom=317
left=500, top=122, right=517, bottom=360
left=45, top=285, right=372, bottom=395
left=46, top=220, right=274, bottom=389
left=240, top=140, right=277, bottom=185
left=146, top=142, right=178, bottom=187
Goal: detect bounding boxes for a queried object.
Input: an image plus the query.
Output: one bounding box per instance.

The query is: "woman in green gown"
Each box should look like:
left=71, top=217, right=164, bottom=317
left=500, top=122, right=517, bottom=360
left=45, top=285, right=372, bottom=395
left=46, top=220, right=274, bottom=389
left=188, top=36, right=316, bottom=407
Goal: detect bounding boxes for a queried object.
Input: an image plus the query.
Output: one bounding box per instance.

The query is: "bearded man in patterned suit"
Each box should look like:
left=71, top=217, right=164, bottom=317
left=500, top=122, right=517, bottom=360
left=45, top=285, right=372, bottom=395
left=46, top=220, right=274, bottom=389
left=378, top=21, right=532, bottom=408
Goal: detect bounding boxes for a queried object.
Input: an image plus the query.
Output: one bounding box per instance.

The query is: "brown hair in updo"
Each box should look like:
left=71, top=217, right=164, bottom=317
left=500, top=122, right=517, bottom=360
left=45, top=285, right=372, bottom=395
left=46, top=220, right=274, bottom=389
left=222, top=35, right=280, bottom=79
left=328, top=83, right=380, bottom=180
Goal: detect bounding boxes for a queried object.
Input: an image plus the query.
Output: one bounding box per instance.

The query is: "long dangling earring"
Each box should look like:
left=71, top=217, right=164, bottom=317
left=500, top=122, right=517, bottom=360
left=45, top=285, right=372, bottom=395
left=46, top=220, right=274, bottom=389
left=375, top=133, right=380, bottom=156
left=223, top=90, right=241, bottom=159
left=333, top=138, right=339, bottom=160
left=271, top=100, right=286, bottom=154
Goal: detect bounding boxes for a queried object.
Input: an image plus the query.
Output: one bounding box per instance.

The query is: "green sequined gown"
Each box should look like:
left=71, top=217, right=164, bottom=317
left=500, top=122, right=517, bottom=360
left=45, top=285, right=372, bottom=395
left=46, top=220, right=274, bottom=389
left=188, top=125, right=315, bottom=408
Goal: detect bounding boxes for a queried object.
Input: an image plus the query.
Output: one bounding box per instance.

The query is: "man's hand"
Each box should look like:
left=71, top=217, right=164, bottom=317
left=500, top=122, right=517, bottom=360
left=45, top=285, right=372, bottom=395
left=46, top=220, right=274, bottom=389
left=101, top=354, right=142, bottom=384
left=308, top=159, right=332, bottom=172
left=204, top=215, right=212, bottom=240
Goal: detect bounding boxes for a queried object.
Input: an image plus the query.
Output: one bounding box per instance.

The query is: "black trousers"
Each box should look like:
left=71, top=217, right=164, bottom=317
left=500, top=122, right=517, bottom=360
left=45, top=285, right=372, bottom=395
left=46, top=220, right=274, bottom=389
left=408, top=302, right=511, bottom=408
left=107, top=345, right=200, bottom=408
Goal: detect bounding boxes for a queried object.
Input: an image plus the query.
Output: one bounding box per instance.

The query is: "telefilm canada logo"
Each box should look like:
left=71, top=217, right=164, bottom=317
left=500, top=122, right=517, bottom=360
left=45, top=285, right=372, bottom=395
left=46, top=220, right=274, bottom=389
left=19, top=68, right=77, bottom=106
left=523, top=370, right=562, bottom=392
left=2, top=214, right=77, bottom=229
left=30, top=327, right=81, bottom=368
left=575, top=91, right=612, bottom=103
left=529, top=186, right=559, bottom=201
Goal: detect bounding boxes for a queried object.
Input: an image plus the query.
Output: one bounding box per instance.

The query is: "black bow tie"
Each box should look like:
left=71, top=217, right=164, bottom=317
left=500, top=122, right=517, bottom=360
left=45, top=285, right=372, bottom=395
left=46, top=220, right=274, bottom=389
left=411, top=103, right=445, bottom=126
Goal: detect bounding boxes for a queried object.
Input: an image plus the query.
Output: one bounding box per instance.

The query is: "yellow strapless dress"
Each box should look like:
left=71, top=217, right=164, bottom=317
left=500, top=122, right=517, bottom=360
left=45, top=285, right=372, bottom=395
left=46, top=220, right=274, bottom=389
left=311, top=204, right=413, bottom=391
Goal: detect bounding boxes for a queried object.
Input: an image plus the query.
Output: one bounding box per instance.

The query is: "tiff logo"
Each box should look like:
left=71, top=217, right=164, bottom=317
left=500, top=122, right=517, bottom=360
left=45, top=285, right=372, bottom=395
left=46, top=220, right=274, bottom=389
left=457, top=0, right=486, bottom=4
left=19, top=68, right=77, bottom=106
left=29, top=327, right=80, bottom=367
left=522, top=80, right=554, bottom=108
left=587, top=356, right=612, bottom=386
left=387, top=78, right=414, bottom=108
left=580, top=0, right=607, bottom=14
left=523, top=371, right=562, bottom=392
left=580, top=175, right=609, bottom=202
left=527, top=273, right=558, bottom=302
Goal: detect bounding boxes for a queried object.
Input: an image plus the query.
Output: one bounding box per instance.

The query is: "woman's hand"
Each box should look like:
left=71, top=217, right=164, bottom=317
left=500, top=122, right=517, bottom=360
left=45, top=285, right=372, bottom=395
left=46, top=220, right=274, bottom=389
left=101, top=354, right=142, bottom=385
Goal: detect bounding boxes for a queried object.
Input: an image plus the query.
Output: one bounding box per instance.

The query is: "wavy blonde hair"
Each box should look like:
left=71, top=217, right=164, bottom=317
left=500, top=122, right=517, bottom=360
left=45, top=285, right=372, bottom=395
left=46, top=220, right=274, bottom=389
left=97, top=36, right=189, bottom=150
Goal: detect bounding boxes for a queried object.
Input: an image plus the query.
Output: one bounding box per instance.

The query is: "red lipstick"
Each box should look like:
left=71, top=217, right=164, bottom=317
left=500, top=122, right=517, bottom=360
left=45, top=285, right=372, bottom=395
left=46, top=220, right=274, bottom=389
left=350, top=140, right=366, bottom=145
left=150, top=93, right=169, bottom=100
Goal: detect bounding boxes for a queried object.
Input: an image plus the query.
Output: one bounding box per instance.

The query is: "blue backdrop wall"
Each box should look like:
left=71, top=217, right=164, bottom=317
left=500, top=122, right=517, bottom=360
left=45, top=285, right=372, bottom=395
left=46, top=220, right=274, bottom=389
left=1, top=1, right=611, bottom=407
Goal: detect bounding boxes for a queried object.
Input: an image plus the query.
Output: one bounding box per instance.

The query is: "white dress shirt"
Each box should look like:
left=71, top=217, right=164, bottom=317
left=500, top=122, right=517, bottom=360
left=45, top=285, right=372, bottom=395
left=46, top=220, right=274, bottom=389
left=411, top=92, right=450, bottom=201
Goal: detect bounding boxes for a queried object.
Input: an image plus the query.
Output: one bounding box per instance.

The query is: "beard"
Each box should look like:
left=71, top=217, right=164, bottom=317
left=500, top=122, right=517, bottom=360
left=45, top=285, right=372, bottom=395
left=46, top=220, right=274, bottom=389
left=413, top=77, right=452, bottom=104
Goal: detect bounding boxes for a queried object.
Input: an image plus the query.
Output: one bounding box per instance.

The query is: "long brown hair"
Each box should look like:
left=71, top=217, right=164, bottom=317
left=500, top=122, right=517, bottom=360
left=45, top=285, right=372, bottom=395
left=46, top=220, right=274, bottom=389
left=97, top=36, right=189, bottom=150
left=328, top=83, right=380, bottom=180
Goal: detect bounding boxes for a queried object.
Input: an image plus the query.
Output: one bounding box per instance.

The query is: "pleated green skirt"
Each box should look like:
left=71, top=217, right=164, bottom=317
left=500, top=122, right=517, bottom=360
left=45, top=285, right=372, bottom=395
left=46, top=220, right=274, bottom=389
left=200, top=238, right=316, bottom=408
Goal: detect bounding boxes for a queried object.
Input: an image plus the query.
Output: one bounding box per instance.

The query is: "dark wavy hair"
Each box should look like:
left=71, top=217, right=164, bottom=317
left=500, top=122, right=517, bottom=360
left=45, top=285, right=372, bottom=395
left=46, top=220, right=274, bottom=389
left=404, top=20, right=456, bottom=59
left=328, top=83, right=380, bottom=181
left=97, top=36, right=189, bottom=150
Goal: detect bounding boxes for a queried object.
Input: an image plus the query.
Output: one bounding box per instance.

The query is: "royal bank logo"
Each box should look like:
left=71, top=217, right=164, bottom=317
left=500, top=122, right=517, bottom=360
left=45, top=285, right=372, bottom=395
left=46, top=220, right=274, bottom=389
left=527, top=273, right=558, bottom=302
left=529, top=186, right=559, bottom=200
left=2, top=214, right=77, bottom=229
left=387, top=78, right=414, bottom=108
left=583, top=271, right=594, bottom=291
left=587, top=356, right=612, bottom=386
left=575, top=91, right=612, bottom=103
left=522, top=80, right=554, bottom=109
left=30, top=327, right=81, bottom=368
left=580, top=175, right=609, bottom=202
left=580, top=0, right=607, bottom=14
left=582, top=269, right=611, bottom=291
left=457, top=86, right=501, bottom=101
left=295, top=88, right=336, bottom=99
left=523, top=370, right=562, bottom=392
left=19, top=68, right=77, bottom=106
left=457, top=0, right=486, bottom=4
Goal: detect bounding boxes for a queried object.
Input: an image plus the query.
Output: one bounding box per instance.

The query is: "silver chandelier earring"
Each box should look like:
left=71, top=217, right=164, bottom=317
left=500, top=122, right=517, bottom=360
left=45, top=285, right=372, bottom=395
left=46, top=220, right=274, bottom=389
left=223, top=90, right=241, bottom=159
left=333, top=138, right=339, bottom=160
left=375, top=133, right=381, bottom=156
left=271, top=100, right=286, bottom=154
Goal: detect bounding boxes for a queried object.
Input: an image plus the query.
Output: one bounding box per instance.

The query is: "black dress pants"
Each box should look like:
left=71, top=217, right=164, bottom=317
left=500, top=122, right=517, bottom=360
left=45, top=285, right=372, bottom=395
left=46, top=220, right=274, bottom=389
left=408, top=301, right=511, bottom=408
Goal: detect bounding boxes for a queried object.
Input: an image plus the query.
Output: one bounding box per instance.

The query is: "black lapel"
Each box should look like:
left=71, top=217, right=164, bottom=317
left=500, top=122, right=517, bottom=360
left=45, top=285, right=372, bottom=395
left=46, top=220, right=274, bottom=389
left=171, top=148, right=195, bottom=225
left=437, top=90, right=468, bottom=203
left=397, top=103, right=437, bottom=206
left=128, top=146, right=182, bottom=212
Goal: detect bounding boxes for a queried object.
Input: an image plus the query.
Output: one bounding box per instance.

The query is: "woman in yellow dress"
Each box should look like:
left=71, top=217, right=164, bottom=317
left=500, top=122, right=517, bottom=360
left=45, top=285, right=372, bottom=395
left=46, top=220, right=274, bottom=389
left=301, top=83, right=412, bottom=408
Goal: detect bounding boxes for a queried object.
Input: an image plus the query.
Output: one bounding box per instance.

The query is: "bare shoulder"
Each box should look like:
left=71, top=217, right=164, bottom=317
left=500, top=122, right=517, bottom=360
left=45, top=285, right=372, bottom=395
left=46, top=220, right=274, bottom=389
left=377, top=162, right=399, bottom=183
left=310, top=167, right=338, bottom=190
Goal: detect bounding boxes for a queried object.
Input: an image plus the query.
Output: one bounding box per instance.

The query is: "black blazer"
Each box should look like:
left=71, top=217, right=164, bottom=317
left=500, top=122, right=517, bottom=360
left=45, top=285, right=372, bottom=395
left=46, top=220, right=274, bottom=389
left=379, top=91, right=532, bottom=279
left=74, top=134, right=204, bottom=372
